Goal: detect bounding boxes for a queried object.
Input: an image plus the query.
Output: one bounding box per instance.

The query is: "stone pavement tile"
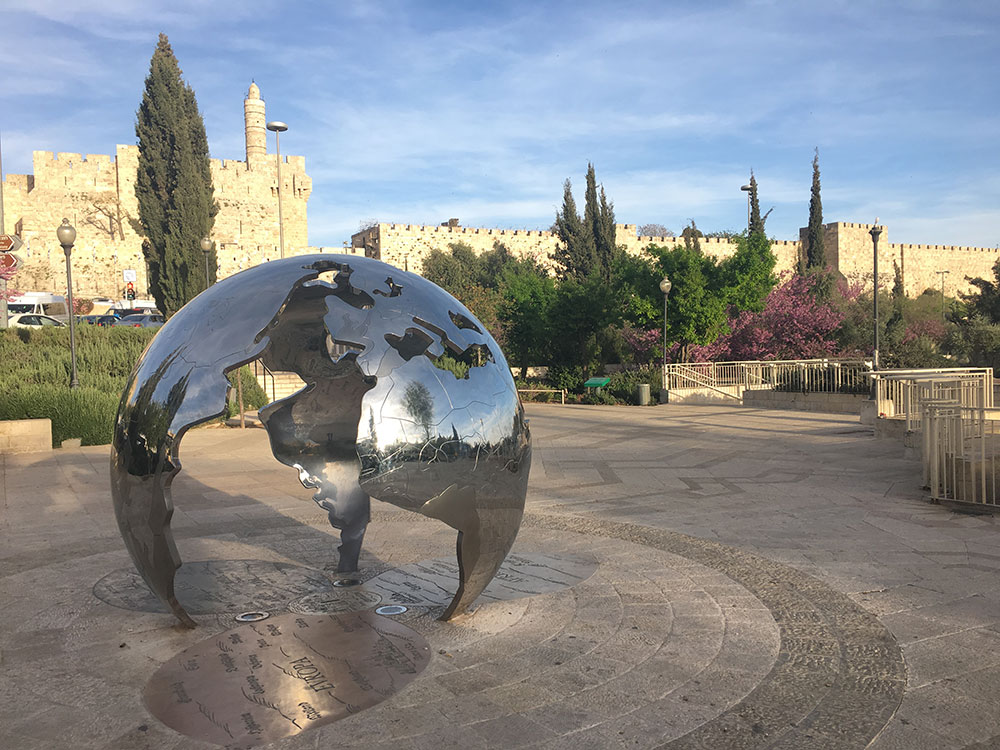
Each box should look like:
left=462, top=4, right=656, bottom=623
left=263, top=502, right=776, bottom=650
left=868, top=718, right=960, bottom=750
left=881, top=594, right=1000, bottom=643
left=468, top=712, right=559, bottom=748
left=901, top=626, right=1000, bottom=688
left=852, top=582, right=978, bottom=617
left=478, top=679, right=559, bottom=713
left=888, top=681, right=1000, bottom=747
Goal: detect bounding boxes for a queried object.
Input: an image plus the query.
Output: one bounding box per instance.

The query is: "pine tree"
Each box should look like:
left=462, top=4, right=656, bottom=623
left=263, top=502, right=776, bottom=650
left=135, top=33, right=217, bottom=315
left=552, top=178, right=596, bottom=280
left=805, top=148, right=826, bottom=271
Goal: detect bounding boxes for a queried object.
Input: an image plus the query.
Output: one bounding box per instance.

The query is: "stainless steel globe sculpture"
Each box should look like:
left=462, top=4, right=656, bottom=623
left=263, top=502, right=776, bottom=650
left=110, top=255, right=531, bottom=627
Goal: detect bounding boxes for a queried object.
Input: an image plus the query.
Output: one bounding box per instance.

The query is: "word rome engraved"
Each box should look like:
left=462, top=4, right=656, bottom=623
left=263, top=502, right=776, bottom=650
left=144, top=611, right=430, bottom=748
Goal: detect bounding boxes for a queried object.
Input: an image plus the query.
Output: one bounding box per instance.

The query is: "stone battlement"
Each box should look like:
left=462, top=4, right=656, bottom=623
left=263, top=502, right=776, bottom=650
left=356, top=219, right=1000, bottom=300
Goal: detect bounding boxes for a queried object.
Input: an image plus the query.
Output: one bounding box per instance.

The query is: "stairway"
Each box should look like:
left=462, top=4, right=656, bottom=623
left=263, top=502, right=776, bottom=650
left=251, top=364, right=306, bottom=403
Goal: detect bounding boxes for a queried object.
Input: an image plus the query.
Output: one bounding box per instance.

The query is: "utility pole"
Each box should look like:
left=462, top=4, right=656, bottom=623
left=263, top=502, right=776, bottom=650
left=936, top=270, right=950, bottom=321
left=0, top=129, right=7, bottom=329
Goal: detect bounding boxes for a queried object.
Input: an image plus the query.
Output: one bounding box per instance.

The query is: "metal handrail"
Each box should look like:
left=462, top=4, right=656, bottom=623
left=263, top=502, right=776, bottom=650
left=251, top=359, right=276, bottom=403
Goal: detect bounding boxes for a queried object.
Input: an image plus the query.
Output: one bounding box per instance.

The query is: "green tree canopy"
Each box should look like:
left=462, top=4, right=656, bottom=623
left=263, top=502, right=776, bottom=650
left=499, top=258, right=556, bottom=378
left=648, top=243, right=729, bottom=362
left=720, top=231, right=778, bottom=313
left=135, top=33, right=217, bottom=316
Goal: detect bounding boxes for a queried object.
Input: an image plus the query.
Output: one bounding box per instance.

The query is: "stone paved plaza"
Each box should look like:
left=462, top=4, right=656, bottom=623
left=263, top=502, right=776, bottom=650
left=2, top=403, right=1000, bottom=749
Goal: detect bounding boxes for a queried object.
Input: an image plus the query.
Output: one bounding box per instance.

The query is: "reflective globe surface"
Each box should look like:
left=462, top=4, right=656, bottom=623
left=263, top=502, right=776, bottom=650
left=110, top=255, right=531, bottom=626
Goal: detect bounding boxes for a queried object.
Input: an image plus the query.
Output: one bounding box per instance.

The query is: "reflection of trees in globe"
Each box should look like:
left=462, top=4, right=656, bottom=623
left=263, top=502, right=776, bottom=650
left=110, top=255, right=531, bottom=627
left=403, top=382, right=435, bottom=440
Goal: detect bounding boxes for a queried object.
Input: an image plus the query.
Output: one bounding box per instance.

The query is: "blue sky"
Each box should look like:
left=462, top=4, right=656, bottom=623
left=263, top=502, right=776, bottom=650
left=2, top=0, right=998, bottom=248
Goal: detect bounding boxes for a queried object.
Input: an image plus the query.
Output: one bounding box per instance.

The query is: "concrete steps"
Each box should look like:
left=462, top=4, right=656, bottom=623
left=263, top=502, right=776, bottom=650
left=251, top=365, right=305, bottom=403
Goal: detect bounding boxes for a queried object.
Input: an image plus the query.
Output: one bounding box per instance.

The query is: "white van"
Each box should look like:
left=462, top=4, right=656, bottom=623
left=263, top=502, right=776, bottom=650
left=7, top=292, right=69, bottom=323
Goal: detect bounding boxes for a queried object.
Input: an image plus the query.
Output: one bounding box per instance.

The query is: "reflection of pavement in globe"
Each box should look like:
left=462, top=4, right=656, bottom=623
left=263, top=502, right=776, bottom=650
left=93, top=559, right=335, bottom=614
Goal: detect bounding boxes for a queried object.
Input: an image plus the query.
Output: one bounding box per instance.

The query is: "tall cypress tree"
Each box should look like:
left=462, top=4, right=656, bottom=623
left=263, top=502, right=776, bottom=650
left=135, top=33, right=217, bottom=315
left=805, top=148, right=826, bottom=271
left=748, top=172, right=763, bottom=237
left=583, top=163, right=617, bottom=281
left=552, top=178, right=596, bottom=280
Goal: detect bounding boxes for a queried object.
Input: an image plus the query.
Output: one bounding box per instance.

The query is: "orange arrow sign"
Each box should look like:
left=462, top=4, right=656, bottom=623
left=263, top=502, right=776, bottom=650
left=0, top=234, right=23, bottom=253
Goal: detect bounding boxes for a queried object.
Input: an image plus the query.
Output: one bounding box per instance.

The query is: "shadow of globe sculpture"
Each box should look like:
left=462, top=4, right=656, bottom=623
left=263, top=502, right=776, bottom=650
left=110, top=255, right=531, bottom=628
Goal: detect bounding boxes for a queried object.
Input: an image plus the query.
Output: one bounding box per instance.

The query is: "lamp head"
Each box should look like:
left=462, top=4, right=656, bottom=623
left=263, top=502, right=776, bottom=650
left=57, top=219, right=76, bottom=248
left=266, top=121, right=288, bottom=133
left=201, top=237, right=213, bottom=254
left=659, top=277, right=672, bottom=296
left=740, top=184, right=751, bottom=192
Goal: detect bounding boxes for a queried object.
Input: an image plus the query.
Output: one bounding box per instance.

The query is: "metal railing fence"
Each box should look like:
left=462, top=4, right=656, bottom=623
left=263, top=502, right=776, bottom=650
left=663, top=359, right=869, bottom=396
left=925, top=403, right=1000, bottom=507
left=872, top=369, right=994, bottom=432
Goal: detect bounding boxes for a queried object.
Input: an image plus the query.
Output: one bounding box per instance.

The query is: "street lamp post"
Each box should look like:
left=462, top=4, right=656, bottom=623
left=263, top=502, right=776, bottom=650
left=200, top=237, right=213, bottom=291
left=870, top=219, right=882, bottom=400
left=740, top=184, right=752, bottom=232
left=56, top=219, right=79, bottom=389
left=936, top=269, right=950, bottom=321
left=659, top=276, right=672, bottom=394
left=266, top=121, right=288, bottom=258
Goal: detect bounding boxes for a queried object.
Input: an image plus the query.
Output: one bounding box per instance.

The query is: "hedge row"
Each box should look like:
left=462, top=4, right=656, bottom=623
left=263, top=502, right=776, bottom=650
left=0, top=327, right=267, bottom=447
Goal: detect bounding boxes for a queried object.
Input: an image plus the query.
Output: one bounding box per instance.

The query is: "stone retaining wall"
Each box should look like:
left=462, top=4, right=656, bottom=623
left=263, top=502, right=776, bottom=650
left=0, top=419, right=52, bottom=453
left=742, top=389, right=866, bottom=414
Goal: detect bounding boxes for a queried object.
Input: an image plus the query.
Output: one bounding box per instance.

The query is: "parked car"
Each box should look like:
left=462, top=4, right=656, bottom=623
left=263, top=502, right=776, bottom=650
left=112, top=313, right=165, bottom=328
left=80, top=314, right=120, bottom=326
left=8, top=313, right=65, bottom=328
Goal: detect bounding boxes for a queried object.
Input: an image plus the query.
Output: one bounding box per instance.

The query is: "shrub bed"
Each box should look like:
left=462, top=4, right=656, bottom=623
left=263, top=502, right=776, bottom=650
left=0, top=327, right=268, bottom=446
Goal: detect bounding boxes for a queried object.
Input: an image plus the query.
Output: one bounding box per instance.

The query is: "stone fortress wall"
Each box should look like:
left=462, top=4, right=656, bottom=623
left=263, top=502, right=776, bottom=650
left=4, top=80, right=995, bottom=303
left=354, top=219, right=999, bottom=299
left=0, top=83, right=335, bottom=300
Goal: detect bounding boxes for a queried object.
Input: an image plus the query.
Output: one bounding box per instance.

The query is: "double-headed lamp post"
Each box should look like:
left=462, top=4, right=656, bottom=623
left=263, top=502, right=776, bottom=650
left=870, top=218, right=882, bottom=400
left=266, top=120, right=288, bottom=259
left=660, top=275, right=672, bottom=391
left=56, top=219, right=79, bottom=389
left=200, top=237, right=213, bottom=290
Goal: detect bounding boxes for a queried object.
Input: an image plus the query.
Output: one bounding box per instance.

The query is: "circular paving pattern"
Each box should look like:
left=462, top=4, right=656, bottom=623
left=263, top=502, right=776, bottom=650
left=0, top=510, right=904, bottom=749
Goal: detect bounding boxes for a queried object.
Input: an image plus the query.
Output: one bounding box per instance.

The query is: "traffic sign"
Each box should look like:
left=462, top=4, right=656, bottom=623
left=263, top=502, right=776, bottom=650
left=0, top=252, right=21, bottom=272
left=0, top=234, right=23, bottom=253
left=123, top=268, right=137, bottom=283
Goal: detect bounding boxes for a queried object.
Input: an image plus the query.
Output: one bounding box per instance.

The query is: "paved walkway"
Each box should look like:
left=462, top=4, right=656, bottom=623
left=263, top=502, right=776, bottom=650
left=2, top=403, right=999, bottom=749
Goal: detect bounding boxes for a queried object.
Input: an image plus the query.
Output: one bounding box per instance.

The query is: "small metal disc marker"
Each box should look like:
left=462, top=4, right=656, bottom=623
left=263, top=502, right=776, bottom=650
left=375, top=605, right=408, bottom=616
left=333, top=578, right=362, bottom=588
left=234, top=611, right=269, bottom=622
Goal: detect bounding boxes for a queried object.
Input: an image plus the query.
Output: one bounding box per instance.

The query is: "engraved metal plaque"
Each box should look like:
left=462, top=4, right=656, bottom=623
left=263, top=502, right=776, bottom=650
left=93, top=560, right=334, bottom=615
left=144, top=611, right=430, bottom=748
left=288, top=589, right=382, bottom=615
left=363, top=551, right=598, bottom=609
